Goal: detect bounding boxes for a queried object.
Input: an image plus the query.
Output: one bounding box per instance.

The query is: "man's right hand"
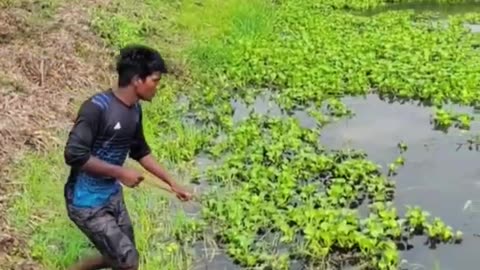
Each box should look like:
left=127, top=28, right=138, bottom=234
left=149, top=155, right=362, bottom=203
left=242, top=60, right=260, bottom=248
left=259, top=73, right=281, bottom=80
left=118, top=168, right=144, bottom=188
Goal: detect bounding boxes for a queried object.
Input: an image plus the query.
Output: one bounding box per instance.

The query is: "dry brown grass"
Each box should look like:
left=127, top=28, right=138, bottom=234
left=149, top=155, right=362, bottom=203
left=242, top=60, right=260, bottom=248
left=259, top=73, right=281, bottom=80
left=0, top=3, right=113, bottom=167
left=0, top=1, right=115, bottom=268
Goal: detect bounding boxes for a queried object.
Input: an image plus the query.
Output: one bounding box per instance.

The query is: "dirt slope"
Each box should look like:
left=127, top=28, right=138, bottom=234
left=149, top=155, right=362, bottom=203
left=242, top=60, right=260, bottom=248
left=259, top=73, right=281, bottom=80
left=0, top=1, right=114, bottom=268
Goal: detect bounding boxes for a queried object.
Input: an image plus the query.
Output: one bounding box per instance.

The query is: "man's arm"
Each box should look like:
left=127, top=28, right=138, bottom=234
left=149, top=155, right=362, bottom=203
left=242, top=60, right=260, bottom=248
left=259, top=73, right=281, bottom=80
left=137, top=154, right=191, bottom=201
left=64, top=99, right=125, bottom=179
left=137, top=154, right=178, bottom=189
left=129, top=107, right=191, bottom=199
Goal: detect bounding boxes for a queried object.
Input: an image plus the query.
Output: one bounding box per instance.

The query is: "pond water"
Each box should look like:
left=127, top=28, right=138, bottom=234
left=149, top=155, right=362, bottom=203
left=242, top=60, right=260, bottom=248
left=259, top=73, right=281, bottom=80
left=364, top=0, right=480, bottom=16
left=359, top=0, right=480, bottom=34
left=320, top=95, right=480, bottom=270
left=189, top=92, right=480, bottom=270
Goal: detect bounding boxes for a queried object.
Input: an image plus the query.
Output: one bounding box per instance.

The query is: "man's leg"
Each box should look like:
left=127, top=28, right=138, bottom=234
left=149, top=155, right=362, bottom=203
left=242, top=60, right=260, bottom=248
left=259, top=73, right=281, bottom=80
left=116, top=192, right=136, bottom=245
left=114, top=190, right=139, bottom=270
left=67, top=204, right=139, bottom=270
left=64, top=183, right=110, bottom=270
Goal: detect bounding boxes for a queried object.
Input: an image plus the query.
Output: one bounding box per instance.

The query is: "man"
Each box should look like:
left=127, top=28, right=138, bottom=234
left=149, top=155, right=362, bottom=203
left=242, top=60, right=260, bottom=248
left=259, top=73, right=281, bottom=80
left=63, top=44, right=192, bottom=270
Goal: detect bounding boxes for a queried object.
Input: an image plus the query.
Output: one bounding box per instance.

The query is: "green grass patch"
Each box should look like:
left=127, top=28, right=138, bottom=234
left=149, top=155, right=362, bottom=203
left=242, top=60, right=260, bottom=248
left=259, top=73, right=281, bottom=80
left=89, top=0, right=184, bottom=60
left=89, top=0, right=275, bottom=74
left=183, top=0, right=275, bottom=74
left=178, top=0, right=274, bottom=41
left=7, top=150, right=91, bottom=268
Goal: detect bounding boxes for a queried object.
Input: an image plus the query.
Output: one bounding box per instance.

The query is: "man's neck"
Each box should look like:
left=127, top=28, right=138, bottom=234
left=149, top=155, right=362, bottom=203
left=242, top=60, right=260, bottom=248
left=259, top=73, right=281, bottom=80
left=112, top=86, right=138, bottom=107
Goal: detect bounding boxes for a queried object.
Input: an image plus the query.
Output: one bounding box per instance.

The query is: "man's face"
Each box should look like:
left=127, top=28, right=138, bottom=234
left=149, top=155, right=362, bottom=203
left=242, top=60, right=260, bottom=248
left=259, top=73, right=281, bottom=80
left=135, top=72, right=161, bottom=102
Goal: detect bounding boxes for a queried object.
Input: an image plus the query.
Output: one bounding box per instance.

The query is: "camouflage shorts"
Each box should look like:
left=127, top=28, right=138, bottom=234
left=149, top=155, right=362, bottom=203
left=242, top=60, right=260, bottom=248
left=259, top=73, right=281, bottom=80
left=65, top=185, right=139, bottom=270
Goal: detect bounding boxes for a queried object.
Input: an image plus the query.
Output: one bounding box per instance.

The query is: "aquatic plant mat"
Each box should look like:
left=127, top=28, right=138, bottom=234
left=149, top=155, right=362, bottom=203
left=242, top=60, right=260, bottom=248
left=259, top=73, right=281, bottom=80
left=3, top=0, right=480, bottom=269
left=169, top=0, right=480, bottom=269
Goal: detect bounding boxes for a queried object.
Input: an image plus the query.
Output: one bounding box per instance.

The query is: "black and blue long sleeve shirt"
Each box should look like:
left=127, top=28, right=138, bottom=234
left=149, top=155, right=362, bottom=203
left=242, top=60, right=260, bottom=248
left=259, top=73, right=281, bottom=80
left=64, top=89, right=151, bottom=208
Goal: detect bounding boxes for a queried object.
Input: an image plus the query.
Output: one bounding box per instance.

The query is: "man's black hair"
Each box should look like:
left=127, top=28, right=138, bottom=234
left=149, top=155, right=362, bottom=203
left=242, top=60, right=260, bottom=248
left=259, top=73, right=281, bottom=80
left=116, top=44, right=168, bottom=87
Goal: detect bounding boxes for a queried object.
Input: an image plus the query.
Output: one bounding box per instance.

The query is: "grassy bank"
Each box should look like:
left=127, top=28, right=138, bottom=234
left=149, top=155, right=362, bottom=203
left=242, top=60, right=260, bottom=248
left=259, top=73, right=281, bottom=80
left=6, top=0, right=480, bottom=269
left=4, top=0, right=262, bottom=269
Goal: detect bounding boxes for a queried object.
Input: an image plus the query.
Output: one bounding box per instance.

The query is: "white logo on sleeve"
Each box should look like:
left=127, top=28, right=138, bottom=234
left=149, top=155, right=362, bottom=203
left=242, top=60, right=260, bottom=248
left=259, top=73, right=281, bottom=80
left=114, top=122, right=122, bottom=130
